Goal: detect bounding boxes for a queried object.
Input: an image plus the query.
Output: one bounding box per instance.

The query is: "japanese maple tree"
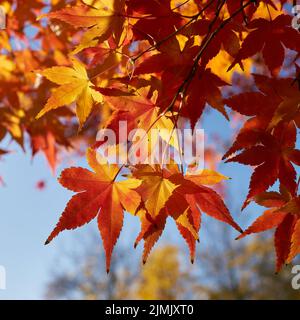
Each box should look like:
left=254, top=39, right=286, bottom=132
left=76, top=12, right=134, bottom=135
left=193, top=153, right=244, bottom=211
left=1, top=0, right=300, bottom=273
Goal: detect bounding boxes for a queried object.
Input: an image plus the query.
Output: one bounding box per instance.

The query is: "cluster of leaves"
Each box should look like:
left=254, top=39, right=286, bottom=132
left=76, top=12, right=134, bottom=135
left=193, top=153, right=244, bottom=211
left=1, top=0, right=300, bottom=272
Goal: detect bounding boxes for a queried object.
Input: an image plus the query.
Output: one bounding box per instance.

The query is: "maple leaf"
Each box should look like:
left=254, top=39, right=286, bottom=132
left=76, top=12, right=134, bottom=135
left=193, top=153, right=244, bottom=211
left=134, top=209, right=168, bottom=263
left=288, top=219, right=300, bottom=264
left=226, top=74, right=300, bottom=130
left=182, top=68, right=229, bottom=129
left=30, top=131, right=57, bottom=174
left=44, top=0, right=126, bottom=49
left=237, top=187, right=300, bottom=272
left=184, top=178, right=242, bottom=233
left=26, top=106, right=73, bottom=173
left=0, top=107, right=24, bottom=148
left=223, top=74, right=300, bottom=160
left=175, top=196, right=201, bottom=263
left=266, top=79, right=300, bottom=129
left=183, top=18, right=244, bottom=61
left=222, top=117, right=268, bottom=160
left=97, top=87, right=178, bottom=151
left=123, top=164, right=180, bottom=263
left=172, top=169, right=242, bottom=261
left=3, top=0, right=300, bottom=275
left=226, top=0, right=278, bottom=23
left=134, top=37, right=198, bottom=76
left=134, top=39, right=229, bottom=128
left=229, top=15, right=300, bottom=75
left=129, top=0, right=183, bottom=42
left=36, top=58, right=102, bottom=129
left=133, top=167, right=241, bottom=263
left=225, top=74, right=300, bottom=134
left=45, top=148, right=141, bottom=272
left=226, top=121, right=300, bottom=208
left=132, top=165, right=178, bottom=218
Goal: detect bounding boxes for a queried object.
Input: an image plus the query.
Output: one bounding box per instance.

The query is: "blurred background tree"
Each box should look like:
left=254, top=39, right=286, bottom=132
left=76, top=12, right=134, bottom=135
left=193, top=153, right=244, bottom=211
left=193, top=223, right=300, bottom=299
left=45, top=232, right=136, bottom=300
left=45, top=223, right=300, bottom=300
left=135, top=245, right=193, bottom=300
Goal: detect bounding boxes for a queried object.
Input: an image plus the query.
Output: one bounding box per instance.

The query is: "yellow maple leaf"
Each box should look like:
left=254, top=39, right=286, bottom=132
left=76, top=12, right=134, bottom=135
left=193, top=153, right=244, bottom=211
left=186, top=169, right=229, bottom=185
left=36, top=58, right=102, bottom=128
left=207, top=50, right=251, bottom=82
left=44, top=0, right=126, bottom=52
left=176, top=207, right=199, bottom=240
left=133, top=165, right=177, bottom=218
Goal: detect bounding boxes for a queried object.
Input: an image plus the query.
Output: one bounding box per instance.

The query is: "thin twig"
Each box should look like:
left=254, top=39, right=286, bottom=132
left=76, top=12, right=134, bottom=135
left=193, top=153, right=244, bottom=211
left=166, top=0, right=255, bottom=113
left=131, top=0, right=216, bottom=62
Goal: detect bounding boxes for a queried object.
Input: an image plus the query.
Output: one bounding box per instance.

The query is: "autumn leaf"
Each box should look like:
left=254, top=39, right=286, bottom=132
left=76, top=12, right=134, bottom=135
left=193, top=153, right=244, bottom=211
left=226, top=0, right=278, bottom=24
left=129, top=0, right=183, bottom=42
left=275, top=213, right=297, bottom=272
left=182, top=68, right=229, bottom=129
left=36, top=58, right=102, bottom=129
left=176, top=197, right=201, bottom=263
left=134, top=40, right=229, bottom=129
left=226, top=121, right=300, bottom=208
left=45, top=148, right=141, bottom=272
left=238, top=188, right=300, bottom=271
left=98, top=87, right=179, bottom=151
left=229, top=15, right=300, bottom=75
left=183, top=18, right=244, bottom=61
left=133, top=165, right=178, bottom=218
left=131, top=166, right=238, bottom=263
left=44, top=0, right=126, bottom=50
left=2, top=0, right=300, bottom=274
left=225, top=75, right=300, bottom=131
left=236, top=209, right=288, bottom=240
left=30, top=131, right=57, bottom=174
left=0, top=107, right=24, bottom=148
left=288, top=219, right=300, bottom=263
left=185, top=169, right=230, bottom=186
left=134, top=209, right=168, bottom=264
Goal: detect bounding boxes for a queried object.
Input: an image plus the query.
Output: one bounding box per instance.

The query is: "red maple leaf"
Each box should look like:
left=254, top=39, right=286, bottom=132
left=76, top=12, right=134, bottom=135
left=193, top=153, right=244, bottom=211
left=229, top=15, right=300, bottom=75
left=237, top=186, right=300, bottom=272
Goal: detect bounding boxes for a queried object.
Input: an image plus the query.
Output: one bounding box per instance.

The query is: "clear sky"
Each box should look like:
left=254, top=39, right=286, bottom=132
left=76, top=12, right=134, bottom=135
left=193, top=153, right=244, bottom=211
left=0, top=109, right=266, bottom=299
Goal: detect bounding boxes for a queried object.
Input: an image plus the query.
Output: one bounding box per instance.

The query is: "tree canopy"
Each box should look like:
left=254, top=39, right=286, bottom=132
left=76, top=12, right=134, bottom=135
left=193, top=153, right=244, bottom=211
left=1, top=0, right=300, bottom=273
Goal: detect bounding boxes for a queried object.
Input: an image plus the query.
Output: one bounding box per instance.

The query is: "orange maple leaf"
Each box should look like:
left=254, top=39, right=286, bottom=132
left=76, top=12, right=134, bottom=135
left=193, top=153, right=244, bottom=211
left=45, top=148, right=141, bottom=272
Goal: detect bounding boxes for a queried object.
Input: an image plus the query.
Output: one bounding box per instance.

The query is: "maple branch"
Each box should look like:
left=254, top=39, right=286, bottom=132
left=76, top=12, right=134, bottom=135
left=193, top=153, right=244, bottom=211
left=166, top=0, right=255, bottom=113
left=90, top=1, right=217, bottom=84
left=240, top=0, right=249, bottom=24
left=163, top=0, right=226, bottom=113
left=171, top=0, right=191, bottom=12
left=179, top=0, right=226, bottom=94
left=265, top=2, right=272, bottom=21
left=131, top=0, right=216, bottom=63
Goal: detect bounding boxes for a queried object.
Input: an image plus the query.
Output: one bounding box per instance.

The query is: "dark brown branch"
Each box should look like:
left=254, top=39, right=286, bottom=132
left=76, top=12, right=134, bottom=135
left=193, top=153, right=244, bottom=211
left=166, top=0, right=255, bottom=113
